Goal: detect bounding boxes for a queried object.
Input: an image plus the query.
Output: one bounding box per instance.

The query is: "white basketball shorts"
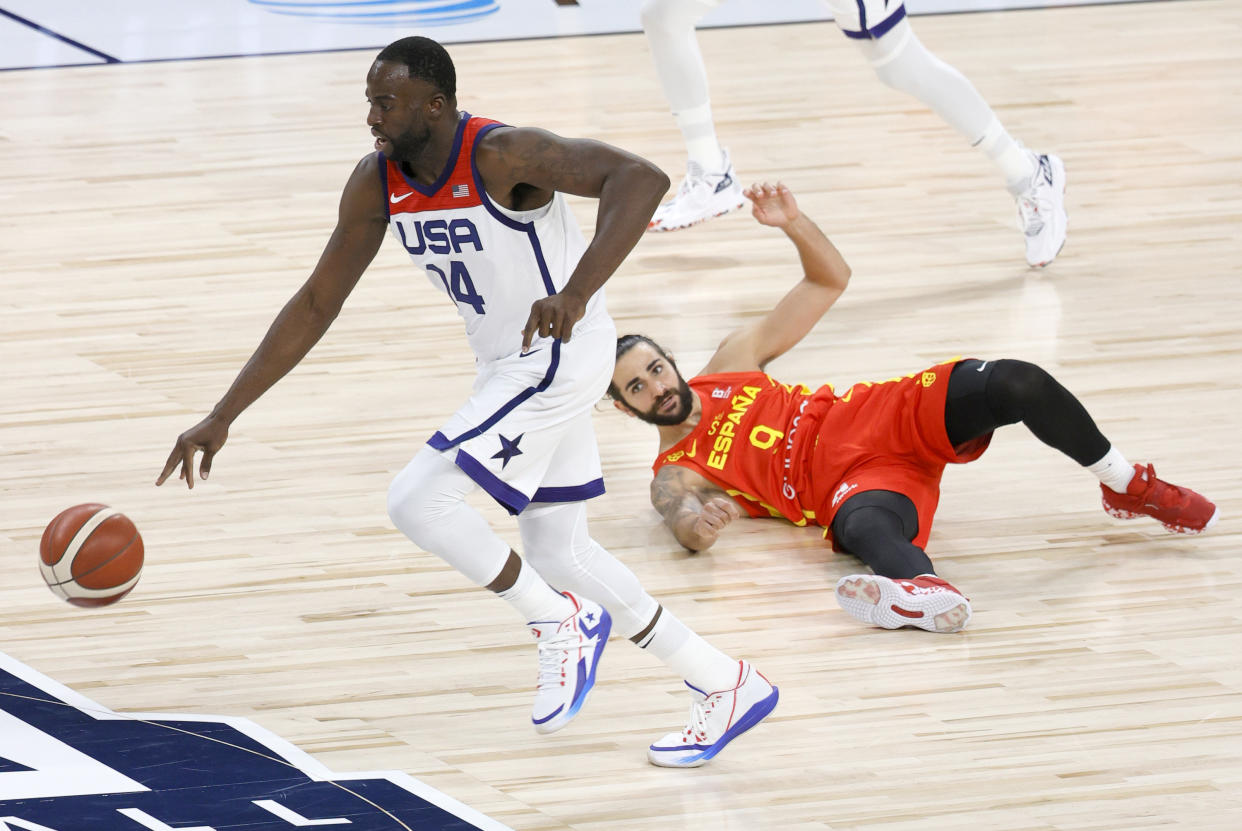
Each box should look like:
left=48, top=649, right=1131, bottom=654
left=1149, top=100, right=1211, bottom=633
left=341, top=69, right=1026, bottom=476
left=426, top=323, right=616, bottom=515
left=823, top=0, right=906, bottom=39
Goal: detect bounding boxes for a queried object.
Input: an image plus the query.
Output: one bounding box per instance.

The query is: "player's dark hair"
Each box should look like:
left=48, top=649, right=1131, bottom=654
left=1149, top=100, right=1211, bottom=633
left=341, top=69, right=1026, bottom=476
left=376, top=36, right=457, bottom=99
left=608, top=334, right=674, bottom=401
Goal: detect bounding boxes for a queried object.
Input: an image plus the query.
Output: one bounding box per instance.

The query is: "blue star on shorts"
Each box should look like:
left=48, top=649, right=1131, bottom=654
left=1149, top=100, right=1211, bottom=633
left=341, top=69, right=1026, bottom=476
left=491, top=433, right=524, bottom=468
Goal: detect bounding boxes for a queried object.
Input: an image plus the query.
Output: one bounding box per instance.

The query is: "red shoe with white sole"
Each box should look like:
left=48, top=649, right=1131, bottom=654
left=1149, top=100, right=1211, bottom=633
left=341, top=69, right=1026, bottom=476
left=835, top=574, right=971, bottom=633
left=1101, top=463, right=1219, bottom=535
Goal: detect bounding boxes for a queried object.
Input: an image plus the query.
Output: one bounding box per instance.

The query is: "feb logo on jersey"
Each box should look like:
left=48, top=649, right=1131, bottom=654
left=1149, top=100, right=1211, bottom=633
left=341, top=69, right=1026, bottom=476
left=0, top=651, right=509, bottom=831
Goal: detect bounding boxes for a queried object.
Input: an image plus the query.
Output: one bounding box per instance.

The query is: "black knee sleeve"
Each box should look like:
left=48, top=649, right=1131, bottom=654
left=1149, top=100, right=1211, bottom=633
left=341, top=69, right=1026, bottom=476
left=984, top=359, right=1053, bottom=424
left=946, top=358, right=1110, bottom=467
left=831, top=491, right=934, bottom=580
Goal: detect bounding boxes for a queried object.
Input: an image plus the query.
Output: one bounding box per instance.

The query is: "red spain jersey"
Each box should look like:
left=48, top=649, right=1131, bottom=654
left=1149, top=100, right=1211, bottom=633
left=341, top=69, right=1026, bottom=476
left=652, top=362, right=991, bottom=546
left=652, top=373, right=827, bottom=525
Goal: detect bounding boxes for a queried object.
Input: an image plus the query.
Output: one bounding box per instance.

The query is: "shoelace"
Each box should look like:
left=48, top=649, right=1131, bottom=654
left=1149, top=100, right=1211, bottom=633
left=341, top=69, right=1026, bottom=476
left=1017, top=157, right=1055, bottom=236
left=677, top=161, right=708, bottom=195
left=1017, top=193, right=1045, bottom=235
left=1135, top=465, right=1190, bottom=506
left=682, top=693, right=720, bottom=743
left=535, top=631, right=577, bottom=689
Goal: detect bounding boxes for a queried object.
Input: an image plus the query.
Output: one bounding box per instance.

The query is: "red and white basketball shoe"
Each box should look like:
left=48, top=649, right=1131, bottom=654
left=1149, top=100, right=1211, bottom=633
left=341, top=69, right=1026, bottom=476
left=1101, top=463, right=1219, bottom=535
left=834, top=574, right=971, bottom=633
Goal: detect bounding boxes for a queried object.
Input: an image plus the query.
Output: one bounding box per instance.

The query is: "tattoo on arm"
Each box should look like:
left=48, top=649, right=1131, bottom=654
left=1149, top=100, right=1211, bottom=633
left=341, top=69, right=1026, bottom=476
left=651, top=466, right=729, bottom=541
left=651, top=466, right=699, bottom=526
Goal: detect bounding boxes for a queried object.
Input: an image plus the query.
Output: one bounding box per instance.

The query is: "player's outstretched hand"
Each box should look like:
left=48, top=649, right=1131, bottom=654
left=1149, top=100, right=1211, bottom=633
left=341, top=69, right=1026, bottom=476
left=745, top=182, right=799, bottom=228
left=522, top=289, right=587, bottom=350
left=156, top=416, right=229, bottom=489
left=692, top=496, right=742, bottom=546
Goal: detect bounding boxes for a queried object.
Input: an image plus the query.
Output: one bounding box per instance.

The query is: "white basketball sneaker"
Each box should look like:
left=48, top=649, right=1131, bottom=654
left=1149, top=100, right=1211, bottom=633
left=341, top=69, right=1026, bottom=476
left=1016, top=152, right=1067, bottom=267
left=647, top=660, right=778, bottom=768
left=835, top=574, right=971, bottom=633
left=528, top=591, right=611, bottom=734
left=647, top=149, right=745, bottom=232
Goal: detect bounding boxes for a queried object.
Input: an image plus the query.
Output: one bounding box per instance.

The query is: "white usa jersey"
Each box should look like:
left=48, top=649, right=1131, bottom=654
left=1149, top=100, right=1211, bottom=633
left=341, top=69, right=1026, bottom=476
left=380, top=113, right=611, bottom=364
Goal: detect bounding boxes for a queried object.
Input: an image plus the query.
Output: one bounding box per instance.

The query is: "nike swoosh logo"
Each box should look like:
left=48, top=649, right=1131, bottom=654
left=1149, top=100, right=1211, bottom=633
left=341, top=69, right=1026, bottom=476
left=519, top=348, right=541, bottom=358
left=975, top=361, right=989, bottom=372
left=390, top=192, right=413, bottom=204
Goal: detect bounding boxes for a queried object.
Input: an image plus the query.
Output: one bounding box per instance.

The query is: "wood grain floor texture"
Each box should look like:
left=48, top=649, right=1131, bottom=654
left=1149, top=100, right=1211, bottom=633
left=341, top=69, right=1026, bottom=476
left=1, top=1, right=1240, bottom=828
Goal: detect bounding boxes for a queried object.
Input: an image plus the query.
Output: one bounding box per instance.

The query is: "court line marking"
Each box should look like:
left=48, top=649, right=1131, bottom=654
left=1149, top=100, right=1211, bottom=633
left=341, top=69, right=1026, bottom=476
left=0, top=5, right=119, bottom=64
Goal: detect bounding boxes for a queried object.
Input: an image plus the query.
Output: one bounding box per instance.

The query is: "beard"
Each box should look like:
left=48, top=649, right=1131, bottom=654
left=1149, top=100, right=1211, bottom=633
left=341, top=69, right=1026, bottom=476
left=634, top=378, right=694, bottom=426
left=382, top=124, right=432, bottom=162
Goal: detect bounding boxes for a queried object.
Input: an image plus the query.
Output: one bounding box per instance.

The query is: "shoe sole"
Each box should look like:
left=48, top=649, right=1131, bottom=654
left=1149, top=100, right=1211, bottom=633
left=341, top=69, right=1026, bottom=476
left=647, top=684, right=780, bottom=768
left=532, top=608, right=612, bottom=735
left=1029, top=235, right=1066, bottom=268
left=835, top=575, right=971, bottom=633
left=646, top=199, right=745, bottom=233
left=1104, top=502, right=1221, bottom=535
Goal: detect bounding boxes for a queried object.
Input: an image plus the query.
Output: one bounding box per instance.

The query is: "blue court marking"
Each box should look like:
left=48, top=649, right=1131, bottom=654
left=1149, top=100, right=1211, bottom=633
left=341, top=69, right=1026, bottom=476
left=0, top=1, right=1169, bottom=73
left=0, top=6, right=119, bottom=63
left=249, top=0, right=500, bottom=27
left=0, top=650, right=511, bottom=830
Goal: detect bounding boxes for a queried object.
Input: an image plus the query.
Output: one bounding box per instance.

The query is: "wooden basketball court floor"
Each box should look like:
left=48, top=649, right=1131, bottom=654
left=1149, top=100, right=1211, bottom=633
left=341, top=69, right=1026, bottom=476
left=1, top=1, right=1240, bottom=827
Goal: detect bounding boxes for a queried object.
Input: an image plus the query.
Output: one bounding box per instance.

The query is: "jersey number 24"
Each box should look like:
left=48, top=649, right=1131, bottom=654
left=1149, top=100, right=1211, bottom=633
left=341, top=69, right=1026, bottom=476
left=427, top=261, right=486, bottom=314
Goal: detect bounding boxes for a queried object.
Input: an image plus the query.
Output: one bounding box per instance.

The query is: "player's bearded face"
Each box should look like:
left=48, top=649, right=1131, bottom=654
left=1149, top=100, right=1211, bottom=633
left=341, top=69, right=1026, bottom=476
left=366, top=63, right=436, bottom=162
left=384, top=122, right=431, bottom=161
left=636, top=370, right=694, bottom=426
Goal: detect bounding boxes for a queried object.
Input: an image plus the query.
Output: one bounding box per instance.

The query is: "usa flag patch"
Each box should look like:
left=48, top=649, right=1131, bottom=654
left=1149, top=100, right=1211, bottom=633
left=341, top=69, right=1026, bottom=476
left=452, top=183, right=470, bottom=198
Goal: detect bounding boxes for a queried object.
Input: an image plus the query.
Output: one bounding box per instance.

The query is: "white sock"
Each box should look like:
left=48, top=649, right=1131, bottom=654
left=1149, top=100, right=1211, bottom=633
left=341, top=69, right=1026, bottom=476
left=1087, top=446, right=1136, bottom=493
left=635, top=607, right=739, bottom=692
left=976, top=116, right=1037, bottom=195
left=641, top=0, right=724, bottom=171
left=674, top=102, right=724, bottom=171
left=860, top=18, right=1032, bottom=195
left=496, top=558, right=575, bottom=626
left=518, top=501, right=661, bottom=638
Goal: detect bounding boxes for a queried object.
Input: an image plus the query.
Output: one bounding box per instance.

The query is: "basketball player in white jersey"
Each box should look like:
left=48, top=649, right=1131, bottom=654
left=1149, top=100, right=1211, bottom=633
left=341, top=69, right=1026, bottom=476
left=157, top=36, right=775, bottom=768
left=643, top=0, right=1068, bottom=267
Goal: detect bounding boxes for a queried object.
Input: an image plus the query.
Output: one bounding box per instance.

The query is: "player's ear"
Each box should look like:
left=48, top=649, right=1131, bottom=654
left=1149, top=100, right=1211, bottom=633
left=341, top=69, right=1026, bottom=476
left=427, top=91, right=448, bottom=117
left=612, top=399, right=634, bottom=418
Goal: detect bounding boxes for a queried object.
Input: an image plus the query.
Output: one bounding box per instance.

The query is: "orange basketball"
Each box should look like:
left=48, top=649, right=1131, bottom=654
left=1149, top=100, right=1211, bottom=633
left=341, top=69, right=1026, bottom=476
left=39, top=503, right=144, bottom=607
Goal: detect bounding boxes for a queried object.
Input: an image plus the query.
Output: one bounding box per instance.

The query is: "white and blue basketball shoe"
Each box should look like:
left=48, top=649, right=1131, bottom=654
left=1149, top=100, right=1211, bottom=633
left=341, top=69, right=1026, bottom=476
left=647, top=148, right=745, bottom=232
left=1017, top=152, right=1068, bottom=267
left=528, top=591, right=611, bottom=734
left=647, top=660, right=778, bottom=768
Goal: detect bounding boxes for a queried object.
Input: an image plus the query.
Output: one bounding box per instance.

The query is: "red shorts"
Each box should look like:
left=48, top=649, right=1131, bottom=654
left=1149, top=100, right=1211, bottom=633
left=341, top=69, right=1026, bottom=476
left=802, top=360, right=990, bottom=549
